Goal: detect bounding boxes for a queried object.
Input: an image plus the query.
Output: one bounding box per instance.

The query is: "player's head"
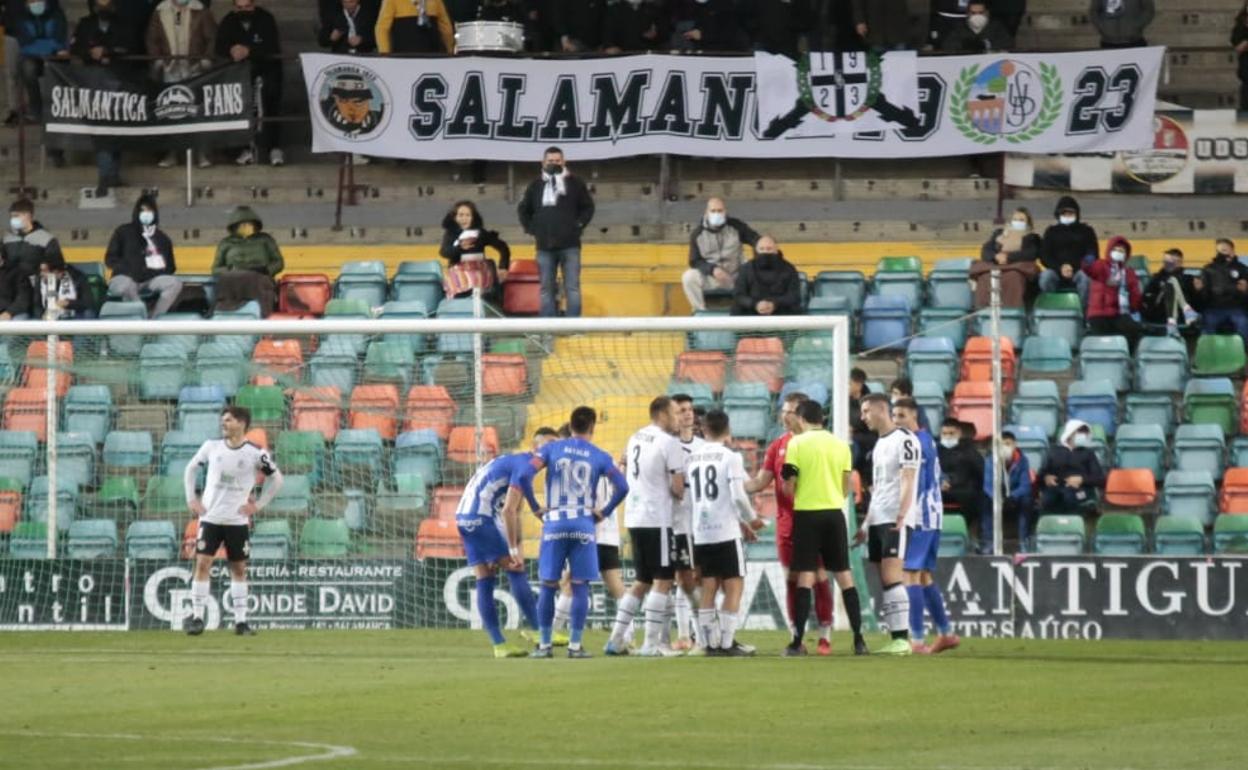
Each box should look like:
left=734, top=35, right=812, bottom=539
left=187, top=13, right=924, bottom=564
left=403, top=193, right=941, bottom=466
left=670, top=392, right=695, bottom=433
left=780, top=391, right=807, bottom=432
left=860, top=393, right=893, bottom=434
left=795, top=399, right=824, bottom=431
left=692, top=405, right=707, bottom=438
left=569, top=406, right=596, bottom=438
left=1000, top=430, right=1017, bottom=461
left=889, top=377, right=913, bottom=403
left=891, top=397, right=920, bottom=432
left=649, top=395, right=678, bottom=433
left=557, top=422, right=571, bottom=439
left=220, top=405, right=251, bottom=439
left=940, top=418, right=963, bottom=449
left=702, top=408, right=731, bottom=441
left=532, top=426, right=558, bottom=452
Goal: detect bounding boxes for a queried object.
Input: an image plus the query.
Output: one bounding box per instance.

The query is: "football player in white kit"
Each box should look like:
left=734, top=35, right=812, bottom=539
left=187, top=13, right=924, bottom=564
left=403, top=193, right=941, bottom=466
left=183, top=406, right=284, bottom=636
left=669, top=393, right=705, bottom=650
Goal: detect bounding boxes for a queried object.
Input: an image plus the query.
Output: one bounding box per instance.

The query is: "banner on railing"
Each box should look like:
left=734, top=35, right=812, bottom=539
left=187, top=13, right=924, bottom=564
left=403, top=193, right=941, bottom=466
left=0, top=559, right=128, bottom=630
left=40, top=62, right=254, bottom=151
left=1006, top=109, right=1248, bottom=193
left=301, top=48, right=1164, bottom=160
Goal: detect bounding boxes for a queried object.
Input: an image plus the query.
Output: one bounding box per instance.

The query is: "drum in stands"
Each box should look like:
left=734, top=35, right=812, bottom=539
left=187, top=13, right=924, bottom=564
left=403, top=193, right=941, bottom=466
left=454, top=21, right=525, bottom=53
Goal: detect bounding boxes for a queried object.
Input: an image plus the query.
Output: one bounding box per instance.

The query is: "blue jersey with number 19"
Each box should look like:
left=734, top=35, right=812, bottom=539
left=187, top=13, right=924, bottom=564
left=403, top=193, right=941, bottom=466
left=914, top=428, right=944, bottom=531
left=536, top=437, right=627, bottom=524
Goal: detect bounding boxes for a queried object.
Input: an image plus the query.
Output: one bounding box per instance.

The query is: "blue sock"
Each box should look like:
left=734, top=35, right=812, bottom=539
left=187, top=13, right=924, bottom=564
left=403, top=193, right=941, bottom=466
left=906, top=585, right=926, bottom=641
left=476, top=577, right=504, bottom=645
left=506, top=571, right=539, bottom=630
left=924, top=584, right=951, bottom=636
left=537, top=583, right=558, bottom=647
left=569, top=582, right=590, bottom=647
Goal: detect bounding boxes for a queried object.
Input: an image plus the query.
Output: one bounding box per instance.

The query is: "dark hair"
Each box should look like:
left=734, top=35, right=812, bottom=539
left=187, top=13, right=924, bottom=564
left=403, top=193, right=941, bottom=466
left=569, top=406, right=596, bottom=435
left=1216, top=237, right=1235, bottom=249
left=959, top=421, right=977, bottom=439
left=1164, top=248, right=1183, bottom=259
left=892, top=397, right=919, bottom=413
left=1001, top=431, right=1016, bottom=442
left=446, top=199, right=482, bottom=229
left=544, top=146, right=563, bottom=157
left=693, top=406, right=706, bottom=418
left=222, top=405, right=252, bottom=429
left=9, top=198, right=33, bottom=216
left=861, top=392, right=890, bottom=408
left=533, top=426, right=559, bottom=439
left=889, top=377, right=914, bottom=397
left=649, top=395, right=673, bottom=419
left=796, top=399, right=824, bottom=425
left=941, top=418, right=963, bottom=430
left=557, top=422, right=571, bottom=439
left=703, top=409, right=730, bottom=438
left=849, top=368, right=867, bottom=384
left=670, top=393, right=693, bottom=406
left=782, top=391, right=808, bottom=405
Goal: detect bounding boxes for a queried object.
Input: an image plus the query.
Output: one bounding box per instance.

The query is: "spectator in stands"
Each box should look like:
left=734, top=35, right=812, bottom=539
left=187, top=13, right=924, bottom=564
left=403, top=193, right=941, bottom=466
left=669, top=0, right=747, bottom=52
left=991, top=0, right=1026, bottom=38
left=1195, top=237, right=1248, bottom=339
left=71, top=0, right=138, bottom=195
left=147, top=0, right=217, bottom=168
left=105, top=194, right=183, bottom=318
left=440, top=199, right=510, bottom=301
left=0, top=248, right=33, bottom=320
left=744, top=0, right=813, bottom=60
left=3, top=199, right=63, bottom=277
left=938, top=418, right=984, bottom=541
left=376, top=0, right=454, bottom=53
left=1235, top=4, right=1248, bottom=110
left=319, top=0, right=378, bottom=53
left=682, top=197, right=760, bottom=313
left=980, top=430, right=1032, bottom=552
left=31, top=251, right=93, bottom=320
left=941, top=1, right=1012, bottom=52
left=553, top=0, right=603, bottom=52
left=14, top=0, right=69, bottom=124
left=1039, top=195, right=1097, bottom=309
left=927, top=0, right=968, bottom=49
left=517, top=146, right=594, bottom=318
left=849, top=368, right=876, bottom=473
left=974, top=206, right=1040, bottom=309
left=212, top=205, right=284, bottom=316
left=731, top=235, right=802, bottom=316
left=1038, top=419, right=1104, bottom=514
left=1140, top=248, right=1200, bottom=337
left=1090, top=0, right=1153, bottom=49
left=849, top=0, right=911, bottom=51
left=217, top=0, right=285, bottom=166
left=889, top=377, right=930, bottom=431
left=1084, top=235, right=1143, bottom=349
left=601, top=0, right=665, bottom=53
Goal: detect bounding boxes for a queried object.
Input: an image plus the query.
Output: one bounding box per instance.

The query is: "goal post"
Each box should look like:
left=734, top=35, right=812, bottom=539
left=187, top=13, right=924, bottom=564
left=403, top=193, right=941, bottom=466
left=0, top=313, right=852, bottom=632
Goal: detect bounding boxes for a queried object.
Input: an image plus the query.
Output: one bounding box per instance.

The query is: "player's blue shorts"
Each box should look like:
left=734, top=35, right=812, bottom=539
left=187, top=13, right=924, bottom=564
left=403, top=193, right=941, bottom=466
left=539, top=519, right=599, bottom=582
left=904, top=527, right=941, bottom=573
left=457, top=514, right=509, bottom=567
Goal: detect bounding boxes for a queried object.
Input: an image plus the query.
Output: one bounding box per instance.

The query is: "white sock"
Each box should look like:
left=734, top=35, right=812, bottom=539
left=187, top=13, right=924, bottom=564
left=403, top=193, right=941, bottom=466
left=610, top=593, right=641, bottom=646
left=191, top=580, right=210, bottom=620
left=230, top=581, right=249, bottom=624
left=883, top=584, right=909, bottom=638
left=673, top=590, right=692, bottom=640
left=696, top=608, right=718, bottom=649
left=718, top=611, right=738, bottom=650
left=553, top=593, right=572, bottom=631
left=642, top=592, right=670, bottom=650
left=820, top=623, right=833, bottom=642
left=660, top=597, right=673, bottom=646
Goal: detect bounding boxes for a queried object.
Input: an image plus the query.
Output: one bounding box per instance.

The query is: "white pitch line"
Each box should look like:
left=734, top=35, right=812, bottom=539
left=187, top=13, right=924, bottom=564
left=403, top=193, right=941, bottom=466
left=369, top=755, right=1150, bottom=770
left=0, top=731, right=357, bottom=770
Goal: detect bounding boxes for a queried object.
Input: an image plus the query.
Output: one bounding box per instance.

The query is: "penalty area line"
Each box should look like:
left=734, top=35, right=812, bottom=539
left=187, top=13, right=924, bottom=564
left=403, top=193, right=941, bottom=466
left=367, top=756, right=1148, bottom=770
left=0, top=730, right=357, bottom=770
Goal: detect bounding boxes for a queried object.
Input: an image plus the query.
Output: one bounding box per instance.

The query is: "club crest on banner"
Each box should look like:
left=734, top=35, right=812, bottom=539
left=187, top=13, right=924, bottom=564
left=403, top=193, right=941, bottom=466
left=952, top=59, right=1062, bottom=145
left=1121, top=114, right=1189, bottom=185
left=154, top=85, right=199, bottom=121
left=797, top=51, right=882, bottom=122
left=312, top=63, right=390, bottom=140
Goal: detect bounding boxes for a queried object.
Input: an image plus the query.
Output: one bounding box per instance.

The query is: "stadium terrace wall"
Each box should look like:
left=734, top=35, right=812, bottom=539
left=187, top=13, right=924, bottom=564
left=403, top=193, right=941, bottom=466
left=2, top=557, right=1245, bottom=639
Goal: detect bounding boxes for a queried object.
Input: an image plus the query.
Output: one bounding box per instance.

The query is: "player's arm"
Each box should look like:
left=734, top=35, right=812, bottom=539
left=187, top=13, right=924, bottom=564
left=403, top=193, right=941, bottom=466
left=248, top=454, right=284, bottom=515
left=183, top=445, right=208, bottom=515
left=895, top=466, right=918, bottom=530
left=500, top=486, right=525, bottom=560
left=745, top=467, right=774, bottom=494
left=599, top=465, right=629, bottom=520
left=666, top=439, right=686, bottom=499
left=511, top=463, right=542, bottom=515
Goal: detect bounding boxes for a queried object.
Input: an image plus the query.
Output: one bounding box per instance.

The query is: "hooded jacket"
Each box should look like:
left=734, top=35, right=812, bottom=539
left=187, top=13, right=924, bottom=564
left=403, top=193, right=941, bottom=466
left=1084, top=235, right=1142, bottom=319
left=2, top=220, right=64, bottom=276
left=212, top=206, right=284, bottom=277
left=215, top=4, right=282, bottom=77
left=983, top=446, right=1032, bottom=502
left=731, top=251, right=802, bottom=316
left=14, top=0, right=69, bottom=57
left=689, top=216, right=760, bottom=278
left=1040, top=196, right=1099, bottom=273
left=1090, top=0, right=1154, bottom=45
left=1198, top=251, right=1248, bottom=311
left=105, top=195, right=177, bottom=284
left=1039, top=419, right=1105, bottom=489
left=439, top=209, right=511, bottom=270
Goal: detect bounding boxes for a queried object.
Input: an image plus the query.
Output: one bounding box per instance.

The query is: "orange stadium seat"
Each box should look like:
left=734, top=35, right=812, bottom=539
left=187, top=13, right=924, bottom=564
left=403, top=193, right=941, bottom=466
left=24, top=340, right=74, bottom=398
left=278, top=274, right=333, bottom=316
left=403, top=385, right=457, bottom=439
left=1104, top=468, right=1156, bottom=508
left=415, top=518, right=465, bottom=560
left=244, top=428, right=269, bottom=449
left=292, top=387, right=342, bottom=440
left=950, top=381, right=995, bottom=441
left=502, top=260, right=541, bottom=316
left=431, top=486, right=464, bottom=520
left=348, top=384, right=401, bottom=441
left=481, top=353, right=528, bottom=396
left=960, top=337, right=1016, bottom=393
left=733, top=337, right=785, bottom=393
left=252, top=339, right=305, bottom=385
left=0, top=480, right=21, bottom=533
left=675, top=351, right=728, bottom=394
left=1220, top=468, right=1248, bottom=514
left=447, top=426, right=499, bottom=466
left=3, top=388, right=48, bottom=440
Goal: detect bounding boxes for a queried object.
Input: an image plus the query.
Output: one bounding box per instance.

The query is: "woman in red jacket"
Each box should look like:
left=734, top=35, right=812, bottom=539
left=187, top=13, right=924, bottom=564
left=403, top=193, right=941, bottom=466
left=1083, top=235, right=1143, bottom=349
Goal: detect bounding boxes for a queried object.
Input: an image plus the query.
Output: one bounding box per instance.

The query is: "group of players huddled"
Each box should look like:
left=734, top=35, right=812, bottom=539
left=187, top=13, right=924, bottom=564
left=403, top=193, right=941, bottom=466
left=456, top=390, right=963, bottom=659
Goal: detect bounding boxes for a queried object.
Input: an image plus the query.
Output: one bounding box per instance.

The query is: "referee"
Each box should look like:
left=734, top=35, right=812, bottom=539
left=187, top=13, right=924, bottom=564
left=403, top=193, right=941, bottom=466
left=779, top=400, right=867, bottom=656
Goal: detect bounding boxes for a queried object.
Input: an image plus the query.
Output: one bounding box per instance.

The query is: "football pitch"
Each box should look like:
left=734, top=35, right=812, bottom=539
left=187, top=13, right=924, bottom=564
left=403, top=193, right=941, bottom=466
left=1, top=631, right=1243, bottom=770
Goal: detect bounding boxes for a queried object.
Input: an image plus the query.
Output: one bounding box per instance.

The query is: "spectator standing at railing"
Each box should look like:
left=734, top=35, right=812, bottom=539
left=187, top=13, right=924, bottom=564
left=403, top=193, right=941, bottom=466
left=744, top=0, right=813, bottom=60
left=682, top=197, right=760, bottom=313
left=517, top=146, right=594, bottom=317
left=72, top=0, right=139, bottom=195
left=376, top=0, right=454, bottom=53
left=941, top=1, right=1011, bottom=52
left=216, top=0, right=284, bottom=166
left=1090, top=0, right=1153, bottom=49
left=668, top=0, right=747, bottom=53
left=1233, top=2, right=1248, bottom=110
left=1039, top=195, right=1096, bottom=309
left=105, top=193, right=184, bottom=318
left=13, top=0, right=69, bottom=125
left=990, top=0, right=1025, bottom=38
left=147, top=0, right=217, bottom=168
left=212, top=205, right=284, bottom=316
left=318, top=0, right=378, bottom=54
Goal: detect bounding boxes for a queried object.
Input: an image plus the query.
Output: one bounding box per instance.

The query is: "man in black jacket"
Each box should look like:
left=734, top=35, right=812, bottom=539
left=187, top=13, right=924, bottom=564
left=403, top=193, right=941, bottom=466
left=555, top=0, right=603, bottom=51
left=1038, top=419, right=1105, bottom=514
left=600, top=0, right=664, bottom=53
left=0, top=252, right=34, bottom=320
left=1039, top=195, right=1097, bottom=309
left=216, top=0, right=284, bottom=166
left=517, top=146, right=595, bottom=317
left=683, top=197, right=760, bottom=312
left=1140, top=247, right=1200, bottom=335
left=936, top=418, right=984, bottom=534
left=105, top=194, right=182, bottom=317
left=731, top=236, right=803, bottom=316
left=1195, top=238, right=1248, bottom=340
left=318, top=0, right=377, bottom=53
left=941, top=1, right=1012, bottom=52
left=71, top=0, right=137, bottom=194
left=2, top=199, right=64, bottom=277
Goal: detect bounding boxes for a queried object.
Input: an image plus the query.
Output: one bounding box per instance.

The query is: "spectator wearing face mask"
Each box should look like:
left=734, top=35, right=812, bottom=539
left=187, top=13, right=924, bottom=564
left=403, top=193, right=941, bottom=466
left=980, top=430, right=1032, bottom=553
left=1234, top=3, right=1248, bottom=110
left=105, top=194, right=183, bottom=318
left=1090, top=0, right=1153, bottom=49
left=1038, top=419, right=1104, bottom=514
left=1039, top=195, right=1097, bottom=308
left=937, top=418, right=984, bottom=538
left=32, top=252, right=94, bottom=320
left=1194, top=237, right=1248, bottom=340
left=517, top=146, right=594, bottom=317
left=941, top=1, right=1011, bottom=52
left=974, top=206, right=1040, bottom=309
left=683, top=197, right=760, bottom=312
left=1084, top=235, right=1143, bottom=349
left=1140, top=248, right=1200, bottom=337
left=2, top=198, right=63, bottom=278
left=14, top=0, right=70, bottom=124
left=212, top=205, right=284, bottom=316
left=731, top=235, right=803, bottom=317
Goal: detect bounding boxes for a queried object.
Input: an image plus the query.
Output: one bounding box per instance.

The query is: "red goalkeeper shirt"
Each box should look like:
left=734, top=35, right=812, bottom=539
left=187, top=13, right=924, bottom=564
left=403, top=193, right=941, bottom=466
left=763, top=432, right=794, bottom=539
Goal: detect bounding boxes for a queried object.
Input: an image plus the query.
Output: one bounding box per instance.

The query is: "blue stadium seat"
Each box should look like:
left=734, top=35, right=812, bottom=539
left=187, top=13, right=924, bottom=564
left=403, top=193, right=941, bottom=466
left=687, top=309, right=737, bottom=352
left=56, top=432, right=96, bottom=490
left=871, top=257, right=923, bottom=308
left=1003, top=424, right=1048, bottom=472
left=786, top=334, right=836, bottom=384
left=26, top=475, right=79, bottom=531
left=1124, top=392, right=1175, bottom=434
left=380, top=300, right=431, bottom=355
left=1079, top=336, right=1132, bottom=392
left=723, top=381, right=772, bottom=440
left=394, top=430, right=443, bottom=486
left=194, top=341, right=246, bottom=398
left=906, top=338, right=958, bottom=394
left=779, top=381, right=829, bottom=408
left=1066, top=380, right=1119, bottom=438
left=309, top=341, right=361, bottom=392
left=62, top=385, right=112, bottom=445
left=1134, top=336, right=1189, bottom=393
left=1114, top=423, right=1167, bottom=479
left=391, top=260, right=445, bottom=309
left=925, top=258, right=972, bottom=310
left=973, top=308, right=1026, bottom=349
left=1233, top=437, right=1248, bottom=469
left=0, top=430, right=38, bottom=486
left=103, top=430, right=154, bottom=472
left=812, top=271, right=866, bottom=313
left=156, top=313, right=202, bottom=357
left=1008, top=380, right=1061, bottom=439
left=434, top=298, right=481, bottom=353
left=176, top=385, right=227, bottom=437
left=138, top=343, right=188, bottom=400
left=126, top=520, right=179, bottom=560
left=912, top=381, right=946, bottom=428
left=98, top=300, right=148, bottom=357
left=267, top=475, right=312, bottom=517
left=332, top=429, right=384, bottom=486
left=1020, top=336, right=1073, bottom=374
left=667, top=381, right=716, bottom=411
left=67, top=519, right=118, bottom=559
left=860, top=295, right=912, bottom=352
left=1172, top=424, right=1226, bottom=482
left=335, top=260, right=389, bottom=308
left=1162, top=470, right=1216, bottom=526
left=161, top=430, right=205, bottom=479
left=918, top=307, right=969, bottom=351
left=806, top=296, right=850, bottom=316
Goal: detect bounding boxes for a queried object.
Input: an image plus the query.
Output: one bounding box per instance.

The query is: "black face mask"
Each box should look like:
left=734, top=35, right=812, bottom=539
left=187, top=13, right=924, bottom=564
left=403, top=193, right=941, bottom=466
left=755, top=251, right=779, bottom=267
left=543, top=163, right=563, bottom=176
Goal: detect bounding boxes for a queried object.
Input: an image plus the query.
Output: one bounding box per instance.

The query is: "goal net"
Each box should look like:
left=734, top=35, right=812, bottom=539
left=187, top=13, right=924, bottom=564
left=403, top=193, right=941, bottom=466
left=0, top=312, right=851, bottom=633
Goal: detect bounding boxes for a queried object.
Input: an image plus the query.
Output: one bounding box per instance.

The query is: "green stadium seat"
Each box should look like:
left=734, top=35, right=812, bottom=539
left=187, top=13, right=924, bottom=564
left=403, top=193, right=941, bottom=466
left=144, top=475, right=189, bottom=518
left=325, top=297, right=372, bottom=318
left=1034, top=515, right=1086, bottom=555
left=9, top=520, right=49, bottom=559
left=394, top=430, right=443, bottom=486
left=1213, top=514, right=1248, bottom=554
left=97, top=476, right=140, bottom=516
left=56, top=432, right=96, bottom=490
left=1079, top=336, right=1131, bottom=392
left=332, top=429, right=384, bottom=487
left=392, top=261, right=445, bottom=309
left=918, top=307, right=969, bottom=351
left=63, top=385, right=113, bottom=445
left=335, top=260, right=389, bottom=308
left=1009, top=380, right=1061, bottom=439
left=66, top=518, right=118, bottom=559
left=375, top=473, right=428, bottom=528
left=1135, top=336, right=1188, bottom=394
left=1114, top=423, right=1167, bottom=479
left=138, top=343, right=188, bottom=400
left=276, top=431, right=326, bottom=486
left=813, top=270, right=866, bottom=313
left=938, top=514, right=969, bottom=556
left=235, top=385, right=286, bottom=427
left=1172, top=424, right=1226, bottom=482
left=1191, top=334, right=1247, bottom=376
left=1093, top=513, right=1146, bottom=555
left=806, top=296, right=850, bottom=316
left=126, top=519, right=178, bottom=560
left=27, top=475, right=79, bottom=531
left=1153, top=515, right=1205, bottom=556
left=195, top=342, right=246, bottom=398
left=176, top=385, right=227, bottom=437
left=268, top=475, right=312, bottom=517
left=1162, top=470, right=1216, bottom=525
left=363, top=341, right=415, bottom=389
left=1124, top=392, right=1175, bottom=434
left=0, top=430, right=38, bottom=486
left=1021, top=336, right=1073, bottom=374
left=98, top=300, right=148, bottom=357
left=906, top=338, right=958, bottom=394
left=300, top=517, right=350, bottom=557
left=1066, top=380, right=1119, bottom=438
left=785, top=334, right=837, bottom=384
left=877, top=255, right=922, bottom=272
left=252, top=519, right=295, bottom=560
left=872, top=256, right=923, bottom=307
left=973, top=308, right=1026, bottom=349
left=1183, top=377, right=1238, bottom=436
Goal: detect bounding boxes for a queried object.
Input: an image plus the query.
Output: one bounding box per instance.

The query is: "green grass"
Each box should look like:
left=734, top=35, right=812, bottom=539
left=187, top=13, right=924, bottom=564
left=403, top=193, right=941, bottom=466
left=0, top=630, right=1245, bottom=770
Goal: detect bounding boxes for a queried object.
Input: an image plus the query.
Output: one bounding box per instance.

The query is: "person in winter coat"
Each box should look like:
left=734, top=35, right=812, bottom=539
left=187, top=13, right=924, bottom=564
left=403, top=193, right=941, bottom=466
left=1038, top=419, right=1105, bottom=514
left=0, top=247, right=34, bottom=320
left=1084, top=235, right=1143, bottom=348
left=553, top=0, right=604, bottom=52
left=992, top=0, right=1027, bottom=38
left=744, top=0, right=813, bottom=60
left=1090, top=0, right=1153, bottom=48
left=72, top=0, right=138, bottom=194
left=927, top=0, right=968, bottom=49
left=981, top=430, right=1033, bottom=553
left=14, top=0, right=69, bottom=121
left=942, top=1, right=1012, bottom=53
left=31, top=251, right=94, bottom=319
left=105, top=194, right=183, bottom=317
left=1039, top=195, right=1098, bottom=308
left=375, top=0, right=454, bottom=53
left=938, top=418, right=984, bottom=537
left=439, top=199, right=510, bottom=300
left=212, top=205, right=284, bottom=316
left=216, top=0, right=285, bottom=166
left=731, top=236, right=803, bottom=316
left=146, top=0, right=217, bottom=168
left=1194, top=238, right=1248, bottom=340
left=318, top=0, right=378, bottom=53
left=981, top=207, right=1041, bottom=266
left=516, top=146, right=594, bottom=317
left=2, top=198, right=64, bottom=276
left=1234, top=3, right=1248, bottom=110
left=1140, top=247, right=1200, bottom=336
left=669, top=0, right=746, bottom=53
left=683, top=197, right=761, bottom=312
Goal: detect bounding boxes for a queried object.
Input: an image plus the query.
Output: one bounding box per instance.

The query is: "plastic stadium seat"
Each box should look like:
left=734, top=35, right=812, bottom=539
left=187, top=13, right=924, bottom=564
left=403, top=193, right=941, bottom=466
left=278, top=274, right=332, bottom=316
left=1103, top=468, right=1156, bottom=509
left=26, top=476, right=79, bottom=531
left=276, top=430, right=327, bottom=485
left=960, top=337, right=1016, bottom=393
left=503, top=259, right=542, bottom=315
left=126, top=520, right=178, bottom=560
left=0, top=430, right=38, bottom=487
left=67, top=519, right=118, bottom=559
left=813, top=271, right=866, bottom=313
left=403, top=385, right=458, bottom=439
left=1183, top=377, right=1238, bottom=436
left=1164, top=470, right=1217, bottom=525
left=785, top=334, right=836, bottom=384
left=300, top=517, right=350, bottom=557
left=138, top=343, right=188, bottom=400
left=872, top=255, right=923, bottom=307
left=157, top=314, right=202, bottom=358
left=860, top=294, right=912, bottom=352
left=268, top=475, right=312, bottom=517
left=1114, top=423, right=1167, bottom=478
left=779, top=381, right=829, bottom=408
left=733, top=338, right=785, bottom=393
left=348, top=384, right=401, bottom=440
left=175, top=385, right=226, bottom=437
left=724, top=381, right=772, bottom=440
left=1066, top=380, right=1119, bottom=438
left=1077, top=336, right=1130, bottom=392
left=939, top=514, right=969, bottom=556
left=361, top=340, right=414, bottom=390
left=159, top=431, right=203, bottom=482
left=1011, top=379, right=1062, bottom=441
left=10, top=521, right=50, bottom=559
left=235, top=385, right=286, bottom=427
left=415, top=517, right=465, bottom=559
left=194, top=342, right=246, bottom=398
left=430, top=486, right=463, bottom=520
left=251, top=519, right=294, bottom=560
left=1242, top=383, right=1248, bottom=436
left=309, top=342, right=360, bottom=392
left=481, top=353, right=528, bottom=396
left=1233, top=436, right=1248, bottom=469
left=1214, top=514, right=1248, bottom=554
left=98, top=476, right=140, bottom=518
left=906, top=338, right=958, bottom=394
left=56, top=432, right=96, bottom=490
left=1034, top=515, right=1085, bottom=555
left=332, top=429, right=384, bottom=486
left=676, top=351, right=728, bottom=394
left=1021, top=336, right=1073, bottom=375
left=335, top=260, right=389, bottom=308
left=912, top=380, right=946, bottom=429
left=1173, top=423, right=1226, bottom=482
left=686, top=309, right=737, bottom=352
left=1153, top=515, right=1205, bottom=556
left=0, top=344, right=13, bottom=384
left=1003, top=424, right=1048, bottom=473
left=63, top=385, right=112, bottom=445
left=380, top=300, right=431, bottom=355
left=376, top=473, right=429, bottom=526
left=807, top=296, right=849, bottom=316
left=1134, top=336, right=1189, bottom=393
left=1192, top=334, right=1247, bottom=376
left=667, top=381, right=716, bottom=411
left=142, top=475, right=187, bottom=518
left=324, top=297, right=371, bottom=318
left=951, top=381, right=995, bottom=440
left=97, top=301, right=147, bottom=357
left=1093, top=513, right=1146, bottom=555
left=447, top=426, right=499, bottom=466
left=252, top=339, right=305, bottom=386
left=3, top=390, right=47, bottom=441
left=926, top=260, right=972, bottom=311
left=0, top=477, right=22, bottom=533
left=1030, top=292, right=1084, bottom=348
left=916, top=307, right=967, bottom=352
left=395, top=430, right=443, bottom=486
left=1219, top=467, right=1248, bottom=514
left=20, top=341, right=73, bottom=400
left=290, top=387, right=342, bottom=442
left=972, top=307, right=1027, bottom=350
left=392, top=260, right=445, bottom=309
left=103, top=430, right=154, bottom=473
left=1124, top=392, right=1175, bottom=434
left=434, top=298, right=479, bottom=354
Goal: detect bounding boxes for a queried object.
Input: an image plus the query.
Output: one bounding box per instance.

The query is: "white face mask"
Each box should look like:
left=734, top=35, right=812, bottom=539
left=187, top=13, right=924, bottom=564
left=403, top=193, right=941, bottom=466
left=968, top=13, right=989, bottom=33
left=1059, top=214, right=1077, bottom=226
left=1110, top=249, right=1127, bottom=262
left=1073, top=433, right=1091, bottom=448
left=706, top=212, right=726, bottom=228
left=138, top=210, right=156, bottom=226
left=1000, top=445, right=1014, bottom=461
left=940, top=436, right=959, bottom=449
left=9, top=216, right=24, bottom=233
left=1010, top=219, right=1028, bottom=231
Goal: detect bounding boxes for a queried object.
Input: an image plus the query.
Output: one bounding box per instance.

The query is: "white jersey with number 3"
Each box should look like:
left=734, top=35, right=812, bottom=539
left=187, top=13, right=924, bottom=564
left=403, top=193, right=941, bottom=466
left=687, top=442, right=755, bottom=546
left=867, top=428, right=921, bottom=528
left=623, top=424, right=684, bottom=529
left=188, top=440, right=278, bottom=527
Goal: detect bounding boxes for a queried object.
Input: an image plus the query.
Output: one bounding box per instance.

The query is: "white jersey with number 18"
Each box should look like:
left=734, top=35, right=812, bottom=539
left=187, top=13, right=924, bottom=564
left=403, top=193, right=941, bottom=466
left=687, top=442, right=756, bottom=546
